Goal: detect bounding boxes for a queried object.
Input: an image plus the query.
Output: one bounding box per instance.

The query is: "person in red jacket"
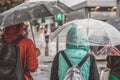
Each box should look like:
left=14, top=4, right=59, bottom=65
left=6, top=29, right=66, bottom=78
left=4, top=23, right=38, bottom=80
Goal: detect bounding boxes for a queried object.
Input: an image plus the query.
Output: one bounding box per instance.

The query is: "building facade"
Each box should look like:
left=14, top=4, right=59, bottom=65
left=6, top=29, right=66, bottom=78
left=66, top=0, right=117, bottom=21
left=117, top=0, right=120, bottom=17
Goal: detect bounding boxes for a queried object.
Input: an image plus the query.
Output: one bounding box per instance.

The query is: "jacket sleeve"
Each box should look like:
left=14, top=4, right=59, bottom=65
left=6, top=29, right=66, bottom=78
left=89, top=54, right=100, bottom=80
left=26, top=39, right=38, bottom=72
left=50, top=52, right=59, bottom=80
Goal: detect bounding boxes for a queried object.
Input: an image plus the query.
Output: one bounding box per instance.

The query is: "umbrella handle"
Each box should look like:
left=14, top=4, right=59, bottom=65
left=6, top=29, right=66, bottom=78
left=30, top=21, right=36, bottom=47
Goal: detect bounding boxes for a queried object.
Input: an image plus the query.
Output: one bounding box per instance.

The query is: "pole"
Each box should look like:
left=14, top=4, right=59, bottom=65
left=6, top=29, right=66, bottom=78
left=30, top=21, right=36, bottom=47
left=56, top=14, right=64, bottom=53
left=117, top=0, right=120, bottom=18
left=56, top=22, right=59, bottom=53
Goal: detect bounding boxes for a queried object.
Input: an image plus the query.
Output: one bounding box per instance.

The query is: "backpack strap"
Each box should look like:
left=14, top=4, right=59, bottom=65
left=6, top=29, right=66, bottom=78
left=3, top=35, right=25, bottom=45
left=61, top=51, right=72, bottom=67
left=78, top=54, right=90, bottom=68
left=61, top=51, right=90, bottom=68
left=12, top=35, right=25, bottom=44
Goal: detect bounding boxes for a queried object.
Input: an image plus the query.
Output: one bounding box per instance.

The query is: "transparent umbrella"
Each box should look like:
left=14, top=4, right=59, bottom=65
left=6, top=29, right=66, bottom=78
left=50, top=19, right=120, bottom=46
left=106, top=18, right=120, bottom=31
left=0, top=1, right=73, bottom=27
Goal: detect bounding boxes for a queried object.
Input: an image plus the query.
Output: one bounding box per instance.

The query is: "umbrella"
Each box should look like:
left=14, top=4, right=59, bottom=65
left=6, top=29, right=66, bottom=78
left=106, top=18, right=120, bottom=31
left=50, top=19, right=120, bottom=46
left=0, top=1, right=73, bottom=27
left=98, top=18, right=120, bottom=54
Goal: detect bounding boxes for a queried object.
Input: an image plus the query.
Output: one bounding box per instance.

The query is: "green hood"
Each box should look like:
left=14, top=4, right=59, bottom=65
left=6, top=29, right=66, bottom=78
left=66, top=24, right=89, bottom=52
left=58, top=24, right=91, bottom=80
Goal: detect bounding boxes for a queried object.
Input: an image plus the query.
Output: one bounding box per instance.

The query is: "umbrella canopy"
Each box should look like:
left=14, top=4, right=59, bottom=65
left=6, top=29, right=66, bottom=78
left=0, top=1, right=73, bottom=27
left=50, top=19, right=120, bottom=46
left=106, top=18, right=120, bottom=31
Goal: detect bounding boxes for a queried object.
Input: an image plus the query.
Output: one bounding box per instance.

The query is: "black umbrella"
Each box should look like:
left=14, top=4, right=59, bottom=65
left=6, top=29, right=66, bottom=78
left=0, top=1, right=73, bottom=27
left=106, top=18, right=120, bottom=31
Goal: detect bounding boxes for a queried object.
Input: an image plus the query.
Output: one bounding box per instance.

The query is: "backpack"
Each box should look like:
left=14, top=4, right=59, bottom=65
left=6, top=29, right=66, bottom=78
left=0, top=36, right=25, bottom=80
left=61, top=51, right=89, bottom=80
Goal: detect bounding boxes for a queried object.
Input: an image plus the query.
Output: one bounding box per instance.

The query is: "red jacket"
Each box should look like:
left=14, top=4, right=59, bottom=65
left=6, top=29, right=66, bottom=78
left=18, top=37, right=38, bottom=80
left=4, top=23, right=38, bottom=80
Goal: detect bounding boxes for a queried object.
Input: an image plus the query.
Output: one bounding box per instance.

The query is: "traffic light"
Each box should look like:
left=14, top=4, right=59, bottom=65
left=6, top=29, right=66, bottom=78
left=55, top=13, right=63, bottom=26
left=56, top=13, right=63, bottom=21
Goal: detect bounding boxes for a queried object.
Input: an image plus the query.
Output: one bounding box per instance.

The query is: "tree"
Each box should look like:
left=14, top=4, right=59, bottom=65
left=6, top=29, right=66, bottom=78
left=0, top=0, right=25, bottom=13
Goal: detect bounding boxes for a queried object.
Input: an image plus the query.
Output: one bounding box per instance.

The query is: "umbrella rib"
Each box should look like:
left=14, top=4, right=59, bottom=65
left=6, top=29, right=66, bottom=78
left=41, top=4, right=53, bottom=16
left=101, top=24, right=112, bottom=46
left=56, top=1, right=73, bottom=13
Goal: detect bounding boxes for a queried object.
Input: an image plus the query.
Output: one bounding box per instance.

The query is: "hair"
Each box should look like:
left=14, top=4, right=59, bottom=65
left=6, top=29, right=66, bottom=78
left=45, top=25, right=48, bottom=28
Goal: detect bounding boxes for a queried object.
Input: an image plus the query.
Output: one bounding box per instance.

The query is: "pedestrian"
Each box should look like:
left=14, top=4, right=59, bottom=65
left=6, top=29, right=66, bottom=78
left=37, top=27, right=45, bottom=56
left=50, top=23, right=57, bottom=32
left=104, top=45, right=120, bottom=80
left=4, top=23, right=39, bottom=80
left=50, top=26, right=99, bottom=80
left=44, top=24, right=51, bottom=56
left=44, top=24, right=51, bottom=44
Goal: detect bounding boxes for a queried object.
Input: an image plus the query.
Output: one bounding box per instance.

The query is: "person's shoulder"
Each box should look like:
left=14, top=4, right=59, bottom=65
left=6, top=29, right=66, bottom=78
left=20, top=37, right=34, bottom=43
left=88, top=53, right=96, bottom=62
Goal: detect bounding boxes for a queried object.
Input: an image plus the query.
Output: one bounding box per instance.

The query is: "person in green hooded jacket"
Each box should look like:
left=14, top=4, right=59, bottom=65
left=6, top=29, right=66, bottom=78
left=50, top=25, right=99, bottom=80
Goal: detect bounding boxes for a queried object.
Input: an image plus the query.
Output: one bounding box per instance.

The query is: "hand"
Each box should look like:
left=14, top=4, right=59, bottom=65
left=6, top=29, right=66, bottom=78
left=36, top=48, right=41, bottom=57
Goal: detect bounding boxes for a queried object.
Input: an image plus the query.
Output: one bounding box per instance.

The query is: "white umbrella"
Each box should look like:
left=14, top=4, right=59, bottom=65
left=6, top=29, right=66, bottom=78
left=50, top=19, right=120, bottom=46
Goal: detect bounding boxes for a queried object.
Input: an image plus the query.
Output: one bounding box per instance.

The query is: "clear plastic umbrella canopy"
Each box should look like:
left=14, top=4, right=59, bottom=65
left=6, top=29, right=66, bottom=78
left=106, top=18, right=120, bottom=31
left=50, top=19, right=120, bottom=46
left=0, top=1, right=73, bottom=27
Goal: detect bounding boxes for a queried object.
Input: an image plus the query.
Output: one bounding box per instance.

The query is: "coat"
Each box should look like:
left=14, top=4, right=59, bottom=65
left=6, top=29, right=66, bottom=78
left=18, top=37, right=38, bottom=80
left=50, top=26, right=99, bottom=80
left=4, top=23, right=38, bottom=80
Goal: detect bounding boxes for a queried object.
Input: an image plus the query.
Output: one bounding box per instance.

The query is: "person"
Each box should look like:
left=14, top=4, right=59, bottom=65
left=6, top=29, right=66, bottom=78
left=44, top=24, right=50, bottom=44
left=50, top=23, right=57, bottom=32
left=38, top=27, right=46, bottom=56
left=4, top=23, right=38, bottom=80
left=44, top=24, right=51, bottom=56
left=105, top=45, right=120, bottom=80
left=50, top=26, right=99, bottom=80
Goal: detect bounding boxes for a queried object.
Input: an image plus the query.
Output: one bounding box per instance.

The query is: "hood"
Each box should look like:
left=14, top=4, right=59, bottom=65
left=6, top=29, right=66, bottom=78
left=4, top=23, right=24, bottom=42
left=66, top=24, right=89, bottom=52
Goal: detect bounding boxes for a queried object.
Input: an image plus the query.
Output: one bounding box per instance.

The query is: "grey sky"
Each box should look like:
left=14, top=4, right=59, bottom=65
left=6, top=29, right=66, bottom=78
left=28, top=0, right=86, bottom=7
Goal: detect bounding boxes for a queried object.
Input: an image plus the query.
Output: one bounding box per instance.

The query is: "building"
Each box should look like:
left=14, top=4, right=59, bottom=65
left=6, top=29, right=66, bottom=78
left=66, top=0, right=117, bottom=21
